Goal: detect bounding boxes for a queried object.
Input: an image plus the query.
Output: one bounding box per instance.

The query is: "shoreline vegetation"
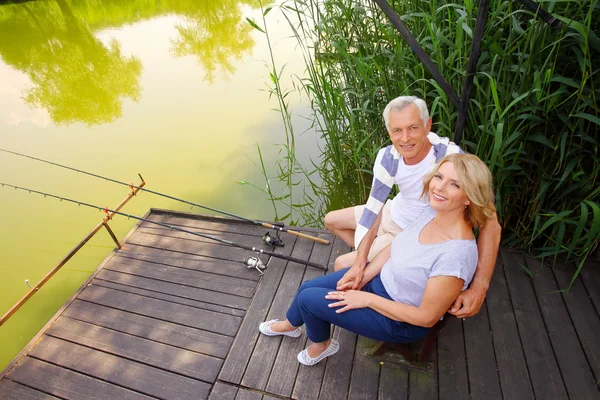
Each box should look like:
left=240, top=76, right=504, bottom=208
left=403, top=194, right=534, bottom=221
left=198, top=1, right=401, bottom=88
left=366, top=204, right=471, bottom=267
left=246, top=0, right=600, bottom=283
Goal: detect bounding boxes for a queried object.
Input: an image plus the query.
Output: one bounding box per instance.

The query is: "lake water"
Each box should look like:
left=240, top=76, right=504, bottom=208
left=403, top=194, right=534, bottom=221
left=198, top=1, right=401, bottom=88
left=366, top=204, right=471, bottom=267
left=0, top=0, right=319, bottom=370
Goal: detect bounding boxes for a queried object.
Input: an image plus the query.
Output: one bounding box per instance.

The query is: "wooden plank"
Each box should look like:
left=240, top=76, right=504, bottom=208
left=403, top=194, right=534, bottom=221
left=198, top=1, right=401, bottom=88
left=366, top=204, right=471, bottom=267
left=63, top=299, right=232, bottom=358
left=134, top=227, right=267, bottom=254
left=463, top=301, right=501, bottom=400
left=92, top=279, right=246, bottom=317
left=319, top=327, right=357, bottom=400
left=0, top=379, right=60, bottom=400
left=485, top=257, right=533, bottom=399
left=579, top=260, right=600, bottom=318
left=348, top=336, right=381, bottom=400
left=378, top=364, right=408, bottom=400
left=105, top=255, right=257, bottom=290
left=407, top=369, right=436, bottom=400
left=94, top=269, right=252, bottom=310
left=529, top=257, right=599, bottom=398
left=292, top=235, right=337, bottom=400
left=218, top=237, right=297, bottom=384
left=101, top=259, right=256, bottom=297
left=501, top=252, right=568, bottom=399
left=554, top=263, right=600, bottom=381
left=126, top=230, right=263, bottom=263
left=437, top=316, right=469, bottom=400
left=137, top=224, right=261, bottom=242
left=304, top=233, right=335, bottom=270
left=46, top=317, right=222, bottom=383
left=7, top=357, right=152, bottom=400
left=235, top=388, right=262, bottom=400
left=78, top=284, right=242, bottom=335
left=115, top=246, right=260, bottom=281
left=242, top=237, right=315, bottom=392
left=208, top=382, right=238, bottom=400
left=28, top=335, right=211, bottom=400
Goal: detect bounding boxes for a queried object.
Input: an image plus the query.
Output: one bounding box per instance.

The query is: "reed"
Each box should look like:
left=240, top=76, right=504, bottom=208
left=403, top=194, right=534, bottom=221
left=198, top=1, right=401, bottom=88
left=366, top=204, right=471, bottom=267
left=251, top=0, right=599, bottom=281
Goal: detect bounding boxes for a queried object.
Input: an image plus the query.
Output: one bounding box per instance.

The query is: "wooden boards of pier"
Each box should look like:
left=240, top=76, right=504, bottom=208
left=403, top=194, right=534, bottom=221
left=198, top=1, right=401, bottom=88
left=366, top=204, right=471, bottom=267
left=1, top=209, right=599, bottom=399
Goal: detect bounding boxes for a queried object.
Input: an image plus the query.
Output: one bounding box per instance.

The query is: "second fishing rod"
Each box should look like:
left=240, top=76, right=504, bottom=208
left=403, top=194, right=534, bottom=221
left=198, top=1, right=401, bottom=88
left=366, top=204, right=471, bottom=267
left=0, top=182, right=328, bottom=271
left=0, top=148, right=329, bottom=245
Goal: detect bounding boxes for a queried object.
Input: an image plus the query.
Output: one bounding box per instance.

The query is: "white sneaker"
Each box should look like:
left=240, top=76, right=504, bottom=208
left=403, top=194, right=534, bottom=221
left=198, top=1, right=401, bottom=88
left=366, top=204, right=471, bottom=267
left=259, top=320, right=302, bottom=337
left=297, top=339, right=340, bottom=366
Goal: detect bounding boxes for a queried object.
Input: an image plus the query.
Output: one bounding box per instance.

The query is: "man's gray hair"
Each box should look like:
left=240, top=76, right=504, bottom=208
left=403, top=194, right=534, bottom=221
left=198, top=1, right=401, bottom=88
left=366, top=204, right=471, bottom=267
left=382, top=96, right=430, bottom=131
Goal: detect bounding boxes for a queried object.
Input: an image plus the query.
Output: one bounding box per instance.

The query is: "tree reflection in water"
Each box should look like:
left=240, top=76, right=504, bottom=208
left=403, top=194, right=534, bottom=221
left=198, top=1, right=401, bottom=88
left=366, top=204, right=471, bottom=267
left=0, top=0, right=142, bottom=126
left=171, top=0, right=260, bottom=83
left=0, top=0, right=261, bottom=125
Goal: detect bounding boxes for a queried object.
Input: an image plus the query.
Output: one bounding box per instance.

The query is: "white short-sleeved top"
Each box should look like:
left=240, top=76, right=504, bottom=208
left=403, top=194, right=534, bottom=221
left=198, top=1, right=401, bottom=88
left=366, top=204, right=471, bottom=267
left=390, top=146, right=436, bottom=228
left=380, top=207, right=478, bottom=307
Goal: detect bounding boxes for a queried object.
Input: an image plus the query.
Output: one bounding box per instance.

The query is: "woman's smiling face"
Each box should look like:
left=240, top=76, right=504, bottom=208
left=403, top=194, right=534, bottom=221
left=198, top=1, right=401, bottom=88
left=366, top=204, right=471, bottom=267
left=428, top=161, right=470, bottom=213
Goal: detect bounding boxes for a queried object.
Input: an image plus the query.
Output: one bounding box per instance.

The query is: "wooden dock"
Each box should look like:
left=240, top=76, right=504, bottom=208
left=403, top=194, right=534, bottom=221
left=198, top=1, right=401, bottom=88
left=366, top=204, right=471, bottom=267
left=0, top=209, right=599, bottom=399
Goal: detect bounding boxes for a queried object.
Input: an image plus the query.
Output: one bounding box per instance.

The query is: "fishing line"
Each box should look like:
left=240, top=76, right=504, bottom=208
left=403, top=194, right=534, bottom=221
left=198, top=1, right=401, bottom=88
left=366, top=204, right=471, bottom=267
left=0, top=148, right=329, bottom=245
left=0, top=182, right=328, bottom=270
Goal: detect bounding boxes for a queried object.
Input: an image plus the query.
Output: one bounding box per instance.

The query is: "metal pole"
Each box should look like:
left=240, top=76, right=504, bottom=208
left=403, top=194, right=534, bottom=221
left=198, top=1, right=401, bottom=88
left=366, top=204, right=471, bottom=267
left=453, top=0, right=491, bottom=146
left=514, top=0, right=561, bottom=28
left=0, top=180, right=145, bottom=327
left=371, top=0, right=461, bottom=109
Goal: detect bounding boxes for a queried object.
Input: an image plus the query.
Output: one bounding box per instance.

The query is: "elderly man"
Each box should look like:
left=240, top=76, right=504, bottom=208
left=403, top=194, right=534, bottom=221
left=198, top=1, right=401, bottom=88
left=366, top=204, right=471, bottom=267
left=325, top=96, right=501, bottom=318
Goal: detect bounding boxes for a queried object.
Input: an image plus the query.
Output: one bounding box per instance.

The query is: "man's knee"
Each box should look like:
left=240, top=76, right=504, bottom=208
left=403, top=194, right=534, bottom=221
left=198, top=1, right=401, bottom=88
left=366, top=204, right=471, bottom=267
left=334, top=251, right=357, bottom=271
left=334, top=256, right=347, bottom=271
left=324, top=210, right=338, bottom=231
left=324, top=207, right=356, bottom=232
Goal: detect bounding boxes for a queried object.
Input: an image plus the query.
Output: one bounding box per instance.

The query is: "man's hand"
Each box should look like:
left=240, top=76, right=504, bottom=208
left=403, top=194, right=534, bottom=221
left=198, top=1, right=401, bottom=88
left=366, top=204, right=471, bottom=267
left=336, top=262, right=366, bottom=291
left=448, top=285, right=487, bottom=319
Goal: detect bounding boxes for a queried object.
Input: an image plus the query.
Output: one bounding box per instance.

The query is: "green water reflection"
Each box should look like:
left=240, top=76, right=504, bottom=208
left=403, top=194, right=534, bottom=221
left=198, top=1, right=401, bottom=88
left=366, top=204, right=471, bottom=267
left=0, top=0, right=309, bottom=371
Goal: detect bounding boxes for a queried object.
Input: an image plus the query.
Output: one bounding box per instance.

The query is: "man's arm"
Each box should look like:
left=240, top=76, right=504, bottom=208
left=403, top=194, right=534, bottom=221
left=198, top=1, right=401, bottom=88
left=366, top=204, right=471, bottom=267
left=337, top=242, right=391, bottom=291
left=449, top=212, right=502, bottom=318
left=336, top=210, right=383, bottom=290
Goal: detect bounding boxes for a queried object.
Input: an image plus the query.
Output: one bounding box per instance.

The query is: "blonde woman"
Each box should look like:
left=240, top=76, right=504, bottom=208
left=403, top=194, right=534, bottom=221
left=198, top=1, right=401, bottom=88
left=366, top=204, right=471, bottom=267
left=259, top=154, right=496, bottom=366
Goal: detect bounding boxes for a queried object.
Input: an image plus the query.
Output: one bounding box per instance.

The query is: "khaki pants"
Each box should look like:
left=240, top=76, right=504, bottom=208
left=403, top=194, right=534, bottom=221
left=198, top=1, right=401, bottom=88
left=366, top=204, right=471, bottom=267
left=354, top=200, right=404, bottom=261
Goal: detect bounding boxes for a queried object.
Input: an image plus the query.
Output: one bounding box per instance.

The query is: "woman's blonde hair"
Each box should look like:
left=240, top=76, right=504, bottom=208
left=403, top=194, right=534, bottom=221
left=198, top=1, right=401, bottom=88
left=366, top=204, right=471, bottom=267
left=422, top=153, right=496, bottom=228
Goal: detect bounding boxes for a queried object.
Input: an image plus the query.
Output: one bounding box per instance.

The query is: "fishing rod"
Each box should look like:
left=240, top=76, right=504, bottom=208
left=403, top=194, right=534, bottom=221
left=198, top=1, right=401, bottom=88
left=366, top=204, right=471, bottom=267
left=0, top=182, right=328, bottom=271
left=0, top=148, right=329, bottom=245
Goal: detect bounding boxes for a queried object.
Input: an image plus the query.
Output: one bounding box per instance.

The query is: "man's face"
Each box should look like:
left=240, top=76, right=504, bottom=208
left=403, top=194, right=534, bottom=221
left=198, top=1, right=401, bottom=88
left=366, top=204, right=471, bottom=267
left=387, top=105, right=432, bottom=164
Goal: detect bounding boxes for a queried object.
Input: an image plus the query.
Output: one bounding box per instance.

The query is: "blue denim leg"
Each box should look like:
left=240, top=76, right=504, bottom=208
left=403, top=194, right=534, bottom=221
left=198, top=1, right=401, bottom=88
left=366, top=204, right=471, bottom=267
left=286, top=269, right=431, bottom=344
left=286, top=269, right=347, bottom=328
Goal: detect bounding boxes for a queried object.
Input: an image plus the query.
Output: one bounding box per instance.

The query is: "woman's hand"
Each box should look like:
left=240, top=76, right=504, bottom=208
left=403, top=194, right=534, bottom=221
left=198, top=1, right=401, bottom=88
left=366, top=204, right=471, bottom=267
left=326, top=290, right=372, bottom=313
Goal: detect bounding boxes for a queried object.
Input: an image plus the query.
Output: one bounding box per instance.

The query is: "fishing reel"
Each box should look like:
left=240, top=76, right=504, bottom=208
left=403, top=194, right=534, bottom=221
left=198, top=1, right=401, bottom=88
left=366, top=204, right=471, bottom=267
left=244, top=255, right=267, bottom=275
left=263, top=231, right=284, bottom=247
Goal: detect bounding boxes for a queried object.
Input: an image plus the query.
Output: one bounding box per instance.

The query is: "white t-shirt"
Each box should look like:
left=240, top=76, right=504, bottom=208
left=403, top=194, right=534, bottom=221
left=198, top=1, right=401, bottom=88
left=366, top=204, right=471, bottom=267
left=390, top=146, right=436, bottom=228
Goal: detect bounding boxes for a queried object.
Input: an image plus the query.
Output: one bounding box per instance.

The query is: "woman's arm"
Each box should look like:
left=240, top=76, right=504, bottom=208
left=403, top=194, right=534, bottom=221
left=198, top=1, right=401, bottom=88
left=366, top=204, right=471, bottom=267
left=449, top=212, right=501, bottom=318
left=336, top=244, right=391, bottom=291
left=329, top=275, right=464, bottom=327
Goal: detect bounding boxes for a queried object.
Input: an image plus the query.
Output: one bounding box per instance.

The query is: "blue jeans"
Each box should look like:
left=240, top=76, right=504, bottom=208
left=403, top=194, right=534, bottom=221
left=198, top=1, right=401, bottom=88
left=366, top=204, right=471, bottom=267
left=286, top=268, right=431, bottom=343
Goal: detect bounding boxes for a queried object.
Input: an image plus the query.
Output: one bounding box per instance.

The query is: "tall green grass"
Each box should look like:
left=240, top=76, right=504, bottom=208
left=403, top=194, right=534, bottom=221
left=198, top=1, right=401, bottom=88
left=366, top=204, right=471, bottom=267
left=251, top=0, right=599, bottom=281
